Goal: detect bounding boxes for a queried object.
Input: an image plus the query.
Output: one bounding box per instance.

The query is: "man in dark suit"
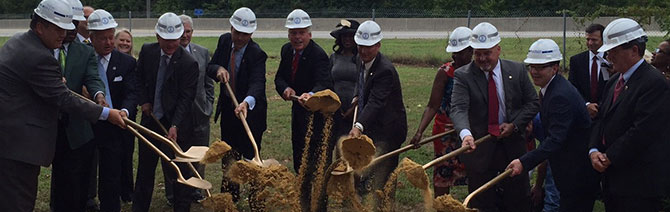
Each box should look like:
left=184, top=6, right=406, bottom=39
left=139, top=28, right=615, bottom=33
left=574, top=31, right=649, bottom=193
left=0, top=2, right=125, bottom=210
left=49, top=6, right=110, bottom=211
left=161, top=14, right=214, bottom=205
left=133, top=12, right=199, bottom=212
left=569, top=24, right=609, bottom=119
left=508, top=39, right=599, bottom=212
left=588, top=18, right=670, bottom=212
left=347, top=20, right=407, bottom=205
left=87, top=9, right=139, bottom=211
left=274, top=9, right=332, bottom=211
left=206, top=8, right=267, bottom=205
left=450, top=22, right=539, bottom=212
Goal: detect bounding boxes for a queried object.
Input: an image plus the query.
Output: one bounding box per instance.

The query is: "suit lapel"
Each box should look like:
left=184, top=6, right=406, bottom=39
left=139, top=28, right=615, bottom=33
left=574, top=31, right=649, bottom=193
left=606, top=63, right=645, bottom=114
left=64, top=43, right=79, bottom=83
left=471, top=63, right=488, bottom=103
left=106, top=51, right=117, bottom=84
left=500, top=61, right=513, bottom=110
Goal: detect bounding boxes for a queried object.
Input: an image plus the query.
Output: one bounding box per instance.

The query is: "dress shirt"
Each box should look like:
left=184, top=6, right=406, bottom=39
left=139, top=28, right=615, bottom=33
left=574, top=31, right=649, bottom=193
left=460, top=60, right=506, bottom=140
left=229, top=43, right=256, bottom=110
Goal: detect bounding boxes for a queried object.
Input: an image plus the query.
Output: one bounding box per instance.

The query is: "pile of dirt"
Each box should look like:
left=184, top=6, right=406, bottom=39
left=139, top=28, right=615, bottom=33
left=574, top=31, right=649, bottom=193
left=434, top=194, right=476, bottom=212
left=202, top=193, right=238, bottom=212
left=341, top=135, right=375, bottom=170
left=199, top=141, right=232, bottom=164
left=310, top=114, right=334, bottom=211
left=376, top=158, right=433, bottom=212
left=227, top=161, right=301, bottom=211
left=304, top=89, right=341, bottom=113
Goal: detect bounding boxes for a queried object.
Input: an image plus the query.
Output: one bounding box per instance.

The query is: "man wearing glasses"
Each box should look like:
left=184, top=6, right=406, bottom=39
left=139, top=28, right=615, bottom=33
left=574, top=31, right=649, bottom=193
left=651, top=39, right=670, bottom=79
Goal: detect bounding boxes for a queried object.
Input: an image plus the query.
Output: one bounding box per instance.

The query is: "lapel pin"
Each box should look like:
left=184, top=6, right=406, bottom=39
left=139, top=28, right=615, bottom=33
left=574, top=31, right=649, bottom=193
left=625, top=85, right=628, bottom=90
left=112, top=66, right=116, bottom=70
left=508, top=75, right=512, bottom=79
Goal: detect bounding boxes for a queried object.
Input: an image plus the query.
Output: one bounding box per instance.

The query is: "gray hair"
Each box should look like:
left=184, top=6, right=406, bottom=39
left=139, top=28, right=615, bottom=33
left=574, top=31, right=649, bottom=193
left=179, top=14, right=193, bottom=28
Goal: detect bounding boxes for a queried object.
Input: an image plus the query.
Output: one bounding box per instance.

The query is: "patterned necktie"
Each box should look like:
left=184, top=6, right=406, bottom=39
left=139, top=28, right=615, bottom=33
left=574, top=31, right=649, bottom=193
left=230, top=49, right=237, bottom=92
left=97, top=55, right=113, bottom=108
left=612, top=75, right=625, bottom=103
left=357, top=63, right=366, bottom=112
left=487, top=72, right=501, bottom=136
left=153, top=55, right=169, bottom=119
left=291, top=52, right=300, bottom=82
left=590, top=56, right=599, bottom=102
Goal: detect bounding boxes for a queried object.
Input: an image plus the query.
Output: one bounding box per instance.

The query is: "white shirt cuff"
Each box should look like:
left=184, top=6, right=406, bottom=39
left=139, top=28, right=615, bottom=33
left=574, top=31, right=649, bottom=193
left=244, top=96, right=256, bottom=110
left=121, top=108, right=129, bottom=116
left=94, top=91, right=105, bottom=99
left=354, top=122, right=364, bottom=132
left=589, top=148, right=599, bottom=155
left=99, top=107, right=110, bottom=120
left=585, top=102, right=591, bottom=106
left=459, top=129, right=472, bottom=140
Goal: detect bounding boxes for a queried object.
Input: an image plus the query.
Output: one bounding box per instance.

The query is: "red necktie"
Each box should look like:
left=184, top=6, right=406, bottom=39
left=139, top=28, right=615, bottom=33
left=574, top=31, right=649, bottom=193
left=230, top=49, right=237, bottom=92
left=612, top=75, right=625, bottom=103
left=291, top=52, right=300, bottom=82
left=590, top=56, right=599, bottom=102
left=488, top=72, right=500, bottom=136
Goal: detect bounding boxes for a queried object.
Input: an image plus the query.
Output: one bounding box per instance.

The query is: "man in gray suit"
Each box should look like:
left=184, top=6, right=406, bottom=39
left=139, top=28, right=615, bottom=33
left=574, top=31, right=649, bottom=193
left=450, top=22, right=539, bottom=212
left=0, top=0, right=125, bottom=210
left=163, top=14, right=214, bottom=205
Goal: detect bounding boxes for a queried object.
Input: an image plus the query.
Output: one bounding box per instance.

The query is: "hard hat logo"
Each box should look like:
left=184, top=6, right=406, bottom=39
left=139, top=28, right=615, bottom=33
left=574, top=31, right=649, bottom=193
left=450, top=40, right=458, bottom=46
left=477, top=35, right=487, bottom=43
left=167, top=26, right=174, bottom=33
left=294, top=18, right=301, bottom=24
left=102, top=18, right=109, bottom=24
left=241, top=20, right=248, bottom=27
left=362, top=33, right=370, bottom=39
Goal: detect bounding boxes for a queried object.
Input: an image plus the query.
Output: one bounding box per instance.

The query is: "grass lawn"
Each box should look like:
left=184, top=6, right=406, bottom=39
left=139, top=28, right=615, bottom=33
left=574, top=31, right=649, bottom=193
left=8, top=34, right=664, bottom=211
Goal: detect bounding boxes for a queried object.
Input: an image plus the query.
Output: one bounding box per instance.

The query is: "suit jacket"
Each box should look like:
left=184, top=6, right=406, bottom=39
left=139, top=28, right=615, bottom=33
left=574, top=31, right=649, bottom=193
left=61, top=41, right=106, bottom=149
left=207, top=33, right=268, bottom=133
left=450, top=59, right=539, bottom=172
left=136, top=43, right=198, bottom=130
left=569, top=51, right=608, bottom=103
left=274, top=40, right=332, bottom=99
left=519, top=75, right=597, bottom=194
left=104, top=49, right=139, bottom=117
left=186, top=43, right=214, bottom=128
left=0, top=30, right=102, bottom=166
left=588, top=61, right=670, bottom=197
left=355, top=53, right=407, bottom=147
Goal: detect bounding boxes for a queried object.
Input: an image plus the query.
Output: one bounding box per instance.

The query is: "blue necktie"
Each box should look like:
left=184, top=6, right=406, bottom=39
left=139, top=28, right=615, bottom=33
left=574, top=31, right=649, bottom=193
left=153, top=55, right=169, bottom=119
left=98, top=56, right=113, bottom=108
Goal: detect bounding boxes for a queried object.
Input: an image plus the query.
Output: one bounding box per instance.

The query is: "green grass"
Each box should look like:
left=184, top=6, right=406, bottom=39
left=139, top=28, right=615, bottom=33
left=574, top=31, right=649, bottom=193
left=13, top=35, right=664, bottom=211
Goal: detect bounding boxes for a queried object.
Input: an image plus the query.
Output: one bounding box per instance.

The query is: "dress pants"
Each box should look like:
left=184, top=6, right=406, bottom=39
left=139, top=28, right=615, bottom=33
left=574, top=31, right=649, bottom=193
left=466, top=142, right=531, bottom=212
left=165, top=113, right=210, bottom=202
left=51, top=123, right=96, bottom=212
left=0, top=157, right=40, bottom=212
left=93, top=121, right=126, bottom=211
left=120, top=115, right=136, bottom=202
left=354, top=137, right=400, bottom=209
left=132, top=117, right=194, bottom=212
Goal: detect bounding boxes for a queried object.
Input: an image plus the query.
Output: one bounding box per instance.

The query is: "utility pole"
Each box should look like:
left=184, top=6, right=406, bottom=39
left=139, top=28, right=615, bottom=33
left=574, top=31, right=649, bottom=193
left=146, top=0, right=151, bottom=18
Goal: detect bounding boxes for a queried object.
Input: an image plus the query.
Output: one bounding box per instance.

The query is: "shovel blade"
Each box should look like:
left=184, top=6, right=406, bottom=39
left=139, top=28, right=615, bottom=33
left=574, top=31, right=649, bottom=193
left=178, top=177, right=212, bottom=190
left=173, top=156, right=202, bottom=162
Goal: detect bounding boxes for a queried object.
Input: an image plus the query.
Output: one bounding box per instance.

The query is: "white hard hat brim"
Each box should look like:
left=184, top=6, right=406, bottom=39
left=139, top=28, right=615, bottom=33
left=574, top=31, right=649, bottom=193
left=446, top=45, right=469, bottom=53
left=470, top=40, right=500, bottom=49
left=232, top=24, right=255, bottom=34
left=597, top=43, right=618, bottom=53
left=354, top=36, right=380, bottom=46
left=89, top=22, right=118, bottom=31
left=156, top=30, right=183, bottom=40
left=524, top=58, right=562, bottom=64
left=73, top=14, right=85, bottom=21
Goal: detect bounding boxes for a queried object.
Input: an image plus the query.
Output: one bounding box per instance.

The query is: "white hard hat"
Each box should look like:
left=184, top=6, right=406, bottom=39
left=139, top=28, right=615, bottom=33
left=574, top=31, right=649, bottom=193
left=446, top=26, right=472, bottom=53
left=598, top=18, right=647, bottom=52
left=229, top=7, right=257, bottom=33
left=355, top=20, right=383, bottom=46
left=470, top=22, right=501, bottom=49
left=155, top=12, right=184, bottom=40
left=285, top=9, right=312, bottom=29
left=524, top=39, right=563, bottom=64
left=87, top=9, right=117, bottom=31
left=33, top=0, right=75, bottom=30
left=67, top=0, right=85, bottom=21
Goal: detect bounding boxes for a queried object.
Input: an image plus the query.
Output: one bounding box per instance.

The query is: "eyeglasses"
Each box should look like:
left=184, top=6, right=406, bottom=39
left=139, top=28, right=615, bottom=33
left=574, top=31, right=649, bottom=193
left=527, top=64, right=554, bottom=71
left=655, top=48, right=670, bottom=55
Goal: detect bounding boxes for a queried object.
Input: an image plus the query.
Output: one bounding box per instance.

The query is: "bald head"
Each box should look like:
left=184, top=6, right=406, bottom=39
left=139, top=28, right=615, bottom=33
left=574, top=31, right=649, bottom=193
left=77, top=6, right=95, bottom=38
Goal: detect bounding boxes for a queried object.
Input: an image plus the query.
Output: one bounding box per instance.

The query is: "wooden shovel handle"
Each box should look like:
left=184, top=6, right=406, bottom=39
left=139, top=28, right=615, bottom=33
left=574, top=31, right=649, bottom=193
left=422, top=134, right=492, bottom=169
left=224, top=82, right=262, bottom=164
left=368, top=129, right=455, bottom=167
left=463, top=169, right=513, bottom=207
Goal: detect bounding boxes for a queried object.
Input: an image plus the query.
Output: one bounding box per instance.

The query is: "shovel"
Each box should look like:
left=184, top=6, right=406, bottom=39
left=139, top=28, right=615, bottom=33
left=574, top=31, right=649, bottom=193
left=334, top=129, right=456, bottom=176
left=462, top=169, right=513, bottom=209
left=422, top=134, right=492, bottom=170
left=331, top=106, right=359, bottom=175
left=124, top=118, right=207, bottom=162
left=149, top=114, right=212, bottom=197
left=126, top=125, right=213, bottom=190
left=223, top=81, right=279, bottom=167
left=68, top=90, right=207, bottom=162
